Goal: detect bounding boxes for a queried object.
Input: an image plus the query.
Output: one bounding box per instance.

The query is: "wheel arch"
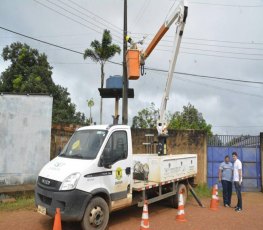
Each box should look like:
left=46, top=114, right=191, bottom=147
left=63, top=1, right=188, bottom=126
left=90, top=188, right=111, bottom=210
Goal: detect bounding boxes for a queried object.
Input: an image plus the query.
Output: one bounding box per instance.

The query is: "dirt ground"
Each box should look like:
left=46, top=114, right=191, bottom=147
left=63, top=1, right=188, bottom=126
left=0, top=192, right=263, bottom=230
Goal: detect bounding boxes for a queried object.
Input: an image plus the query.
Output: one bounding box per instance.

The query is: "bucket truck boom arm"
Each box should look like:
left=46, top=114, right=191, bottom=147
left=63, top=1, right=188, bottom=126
left=126, top=0, right=188, bottom=154
left=157, top=1, right=188, bottom=136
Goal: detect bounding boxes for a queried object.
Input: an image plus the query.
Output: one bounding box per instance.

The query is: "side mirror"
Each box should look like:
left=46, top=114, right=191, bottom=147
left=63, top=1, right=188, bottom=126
left=101, top=149, right=112, bottom=169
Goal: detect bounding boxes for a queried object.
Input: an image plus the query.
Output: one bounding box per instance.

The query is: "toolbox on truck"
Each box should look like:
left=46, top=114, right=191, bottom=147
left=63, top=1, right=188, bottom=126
left=133, top=154, right=197, bottom=183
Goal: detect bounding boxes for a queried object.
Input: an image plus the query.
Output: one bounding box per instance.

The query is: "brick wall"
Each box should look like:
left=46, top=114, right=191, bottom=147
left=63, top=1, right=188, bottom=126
left=261, top=133, right=263, bottom=192
left=50, top=124, right=80, bottom=159
left=131, top=129, right=207, bottom=184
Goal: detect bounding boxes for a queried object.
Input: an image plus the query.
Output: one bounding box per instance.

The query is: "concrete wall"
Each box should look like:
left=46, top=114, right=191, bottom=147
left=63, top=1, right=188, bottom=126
left=0, top=94, right=53, bottom=186
left=131, top=129, right=207, bottom=184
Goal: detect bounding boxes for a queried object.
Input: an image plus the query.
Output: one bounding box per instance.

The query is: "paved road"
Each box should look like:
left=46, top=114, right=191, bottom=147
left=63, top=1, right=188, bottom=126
left=0, top=192, right=263, bottom=230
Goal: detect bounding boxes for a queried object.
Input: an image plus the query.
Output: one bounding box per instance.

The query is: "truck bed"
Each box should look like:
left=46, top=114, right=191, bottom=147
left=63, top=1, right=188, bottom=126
left=132, top=154, right=197, bottom=186
left=132, top=174, right=196, bottom=192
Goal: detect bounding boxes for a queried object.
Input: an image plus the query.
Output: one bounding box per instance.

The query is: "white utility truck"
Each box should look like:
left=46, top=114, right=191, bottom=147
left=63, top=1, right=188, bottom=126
left=35, top=125, right=197, bottom=230
left=35, top=1, right=197, bottom=229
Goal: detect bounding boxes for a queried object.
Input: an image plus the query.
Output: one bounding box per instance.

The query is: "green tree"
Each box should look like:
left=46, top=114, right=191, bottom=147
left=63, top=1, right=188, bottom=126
left=169, top=103, right=212, bottom=135
left=0, top=42, right=86, bottom=125
left=132, top=103, right=159, bottom=128
left=132, top=102, right=212, bottom=135
left=87, top=98, right=94, bottom=124
left=83, top=29, right=121, bottom=124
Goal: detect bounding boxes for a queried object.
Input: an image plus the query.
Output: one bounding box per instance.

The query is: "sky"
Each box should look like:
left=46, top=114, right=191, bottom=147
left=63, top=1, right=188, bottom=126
left=0, top=0, right=263, bottom=135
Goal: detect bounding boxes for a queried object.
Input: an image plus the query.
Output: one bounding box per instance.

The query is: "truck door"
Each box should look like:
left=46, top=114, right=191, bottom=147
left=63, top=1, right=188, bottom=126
left=101, top=130, right=132, bottom=201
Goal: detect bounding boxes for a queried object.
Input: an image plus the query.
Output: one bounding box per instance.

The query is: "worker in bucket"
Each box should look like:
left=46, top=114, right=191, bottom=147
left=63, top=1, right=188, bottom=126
left=218, top=155, right=233, bottom=207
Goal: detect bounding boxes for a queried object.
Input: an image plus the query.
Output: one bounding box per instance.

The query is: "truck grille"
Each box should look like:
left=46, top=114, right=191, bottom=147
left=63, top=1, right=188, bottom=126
left=37, top=176, right=62, bottom=191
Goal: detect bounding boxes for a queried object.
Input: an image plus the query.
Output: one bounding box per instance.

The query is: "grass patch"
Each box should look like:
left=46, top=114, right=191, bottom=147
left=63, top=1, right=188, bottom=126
left=189, top=183, right=223, bottom=199
left=0, top=191, right=35, bottom=212
left=189, top=183, right=212, bottom=198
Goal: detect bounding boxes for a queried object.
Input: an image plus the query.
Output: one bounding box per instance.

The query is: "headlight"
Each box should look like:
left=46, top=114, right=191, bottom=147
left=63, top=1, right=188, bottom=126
left=59, top=173, right=81, bottom=191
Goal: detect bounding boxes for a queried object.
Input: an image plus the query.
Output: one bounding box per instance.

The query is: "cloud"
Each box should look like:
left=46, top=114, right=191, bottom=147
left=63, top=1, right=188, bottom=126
left=1, top=0, right=263, bottom=135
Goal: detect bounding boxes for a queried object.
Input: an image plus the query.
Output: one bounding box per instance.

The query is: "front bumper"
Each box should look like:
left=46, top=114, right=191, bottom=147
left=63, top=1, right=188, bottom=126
left=35, top=184, right=92, bottom=221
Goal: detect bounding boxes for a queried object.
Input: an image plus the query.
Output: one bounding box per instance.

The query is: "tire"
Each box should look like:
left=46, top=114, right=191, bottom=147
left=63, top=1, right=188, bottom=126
left=171, top=183, right=188, bottom=209
left=81, top=196, right=109, bottom=230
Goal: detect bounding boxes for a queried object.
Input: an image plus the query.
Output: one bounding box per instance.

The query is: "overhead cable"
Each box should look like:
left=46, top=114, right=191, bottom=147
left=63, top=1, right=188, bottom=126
left=1, top=26, right=262, bottom=85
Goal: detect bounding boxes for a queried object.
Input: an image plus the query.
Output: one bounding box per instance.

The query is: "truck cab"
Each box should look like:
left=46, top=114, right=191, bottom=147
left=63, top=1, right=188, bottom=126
left=35, top=125, right=133, bottom=229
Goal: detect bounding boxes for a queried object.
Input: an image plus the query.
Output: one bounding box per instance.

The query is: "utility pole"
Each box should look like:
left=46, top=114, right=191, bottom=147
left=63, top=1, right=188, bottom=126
left=122, top=0, right=128, bottom=125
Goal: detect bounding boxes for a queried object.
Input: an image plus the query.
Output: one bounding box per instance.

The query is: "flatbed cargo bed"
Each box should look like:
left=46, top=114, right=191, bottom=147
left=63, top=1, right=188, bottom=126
left=132, top=173, right=196, bottom=192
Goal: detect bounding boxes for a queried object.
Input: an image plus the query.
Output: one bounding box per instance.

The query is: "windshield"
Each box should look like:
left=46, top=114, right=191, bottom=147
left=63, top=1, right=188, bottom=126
left=59, top=130, right=108, bottom=160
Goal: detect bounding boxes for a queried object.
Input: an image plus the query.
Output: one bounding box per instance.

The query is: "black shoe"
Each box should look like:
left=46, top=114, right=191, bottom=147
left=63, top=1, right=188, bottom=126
left=235, top=207, right=242, bottom=212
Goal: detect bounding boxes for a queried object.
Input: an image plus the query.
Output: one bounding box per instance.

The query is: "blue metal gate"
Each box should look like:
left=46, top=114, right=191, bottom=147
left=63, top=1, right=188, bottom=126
left=207, top=135, right=261, bottom=192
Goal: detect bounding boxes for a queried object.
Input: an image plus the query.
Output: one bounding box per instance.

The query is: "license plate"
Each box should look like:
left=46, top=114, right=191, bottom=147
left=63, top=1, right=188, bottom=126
left=37, top=205, right=47, bottom=215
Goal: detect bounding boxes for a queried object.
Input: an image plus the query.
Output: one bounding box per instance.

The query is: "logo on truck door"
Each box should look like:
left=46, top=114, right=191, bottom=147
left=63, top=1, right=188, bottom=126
left=115, top=167, right=122, bottom=180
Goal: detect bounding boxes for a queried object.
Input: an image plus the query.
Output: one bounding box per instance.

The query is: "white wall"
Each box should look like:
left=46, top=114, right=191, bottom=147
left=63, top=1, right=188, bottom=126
left=0, top=94, right=53, bottom=186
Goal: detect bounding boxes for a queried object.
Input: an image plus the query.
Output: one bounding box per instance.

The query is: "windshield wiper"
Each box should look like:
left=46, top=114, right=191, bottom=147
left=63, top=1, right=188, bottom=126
left=65, top=154, right=84, bottom=159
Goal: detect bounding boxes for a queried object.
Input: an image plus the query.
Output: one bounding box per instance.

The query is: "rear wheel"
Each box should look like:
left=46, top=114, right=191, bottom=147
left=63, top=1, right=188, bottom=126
left=81, top=197, right=109, bottom=230
left=171, top=183, right=188, bottom=209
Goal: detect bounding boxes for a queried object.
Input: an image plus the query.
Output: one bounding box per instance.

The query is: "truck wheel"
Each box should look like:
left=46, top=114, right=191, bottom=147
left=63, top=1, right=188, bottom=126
left=81, top=197, right=109, bottom=230
left=171, top=183, right=188, bottom=209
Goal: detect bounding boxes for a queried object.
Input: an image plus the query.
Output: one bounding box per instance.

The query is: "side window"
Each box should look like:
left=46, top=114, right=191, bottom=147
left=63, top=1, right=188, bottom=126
left=104, top=131, right=128, bottom=164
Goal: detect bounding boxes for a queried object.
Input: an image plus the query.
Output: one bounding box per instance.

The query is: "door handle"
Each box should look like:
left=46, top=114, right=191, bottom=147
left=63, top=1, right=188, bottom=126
left=125, top=167, right=131, bottom=175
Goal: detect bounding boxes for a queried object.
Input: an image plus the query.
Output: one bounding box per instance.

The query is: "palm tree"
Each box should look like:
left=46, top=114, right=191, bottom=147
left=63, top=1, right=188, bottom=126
left=84, top=30, right=121, bottom=124
left=87, top=98, right=94, bottom=124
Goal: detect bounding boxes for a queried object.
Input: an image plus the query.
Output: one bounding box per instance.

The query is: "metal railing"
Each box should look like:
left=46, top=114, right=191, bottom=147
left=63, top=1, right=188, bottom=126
left=208, top=135, right=260, bottom=147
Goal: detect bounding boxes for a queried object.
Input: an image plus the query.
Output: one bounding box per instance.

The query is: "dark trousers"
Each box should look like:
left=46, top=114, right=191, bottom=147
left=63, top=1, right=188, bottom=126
left=234, top=181, right=242, bottom=209
left=221, top=180, right=232, bottom=206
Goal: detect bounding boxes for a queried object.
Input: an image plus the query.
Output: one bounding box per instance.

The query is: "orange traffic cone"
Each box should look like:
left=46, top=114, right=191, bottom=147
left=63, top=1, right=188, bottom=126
left=176, top=191, right=187, bottom=222
left=53, top=208, right=62, bottom=230
left=140, top=200, right=150, bottom=229
left=210, top=184, right=219, bottom=211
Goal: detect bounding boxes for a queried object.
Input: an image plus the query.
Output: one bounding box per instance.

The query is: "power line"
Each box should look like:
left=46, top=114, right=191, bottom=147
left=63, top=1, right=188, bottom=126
left=176, top=75, right=263, bottom=99
left=36, top=0, right=123, bottom=43
left=189, top=1, right=263, bottom=8
left=33, top=0, right=102, bottom=35
left=181, top=41, right=263, bottom=51
left=49, top=62, right=96, bottom=65
left=44, top=0, right=123, bottom=42
left=129, top=0, right=151, bottom=32
left=66, top=0, right=123, bottom=32
left=213, top=125, right=263, bottom=128
left=145, top=67, right=263, bottom=85
left=150, top=69, right=263, bottom=99
left=126, top=34, right=263, bottom=51
left=4, top=32, right=263, bottom=52
left=156, top=46, right=263, bottom=56
left=130, top=32, right=263, bottom=45
left=1, top=26, right=262, bottom=85
left=151, top=39, right=263, bottom=51
left=182, top=47, right=263, bottom=56
left=183, top=37, right=263, bottom=45
left=153, top=48, right=263, bottom=61
left=58, top=0, right=121, bottom=35
left=0, top=26, right=84, bottom=55
left=180, top=51, right=263, bottom=61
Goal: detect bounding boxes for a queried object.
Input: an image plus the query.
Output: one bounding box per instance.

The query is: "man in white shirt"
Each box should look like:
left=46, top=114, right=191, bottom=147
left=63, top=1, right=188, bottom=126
left=232, top=152, right=242, bottom=212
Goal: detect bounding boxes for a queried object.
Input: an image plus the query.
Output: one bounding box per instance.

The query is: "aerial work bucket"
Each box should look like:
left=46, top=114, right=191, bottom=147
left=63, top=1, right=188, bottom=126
left=126, top=49, right=140, bottom=80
